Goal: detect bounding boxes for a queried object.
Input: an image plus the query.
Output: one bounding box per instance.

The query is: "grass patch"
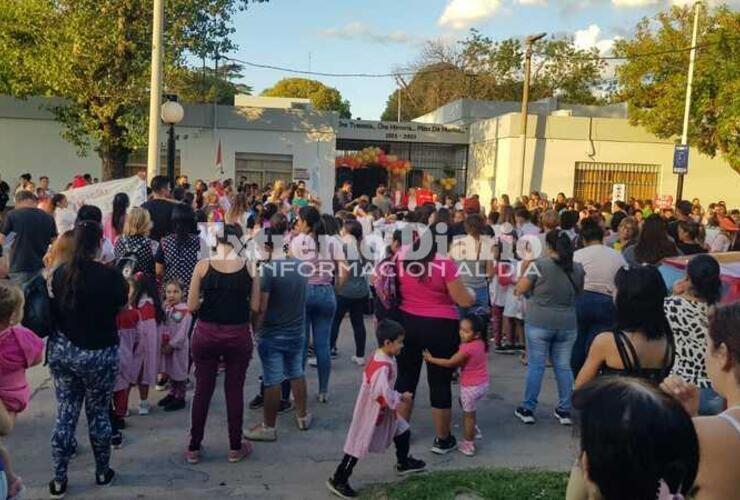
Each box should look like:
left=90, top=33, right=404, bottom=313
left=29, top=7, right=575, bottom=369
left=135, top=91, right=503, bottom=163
left=366, top=468, right=568, bottom=500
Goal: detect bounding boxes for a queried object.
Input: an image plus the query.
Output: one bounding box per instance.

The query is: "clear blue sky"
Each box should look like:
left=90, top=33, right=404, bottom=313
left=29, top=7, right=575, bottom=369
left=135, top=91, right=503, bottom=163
left=226, top=0, right=703, bottom=120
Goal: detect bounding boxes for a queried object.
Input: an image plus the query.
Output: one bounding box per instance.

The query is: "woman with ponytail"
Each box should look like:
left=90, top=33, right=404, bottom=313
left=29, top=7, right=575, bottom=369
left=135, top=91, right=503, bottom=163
left=292, top=206, right=347, bottom=403
left=48, top=220, right=128, bottom=497
left=665, top=254, right=724, bottom=415
left=514, top=229, right=584, bottom=425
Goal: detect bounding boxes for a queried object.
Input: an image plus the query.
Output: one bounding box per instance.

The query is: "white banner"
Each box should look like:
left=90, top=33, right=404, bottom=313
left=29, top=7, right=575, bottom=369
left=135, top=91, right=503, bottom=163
left=61, top=175, right=147, bottom=216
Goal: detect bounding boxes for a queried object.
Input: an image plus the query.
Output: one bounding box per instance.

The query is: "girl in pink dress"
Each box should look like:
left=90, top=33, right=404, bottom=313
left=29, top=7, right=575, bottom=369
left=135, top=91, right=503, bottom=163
left=0, top=283, right=44, bottom=497
left=111, top=274, right=163, bottom=441
left=424, top=314, right=490, bottom=457
left=326, top=320, right=426, bottom=499
left=156, top=281, right=192, bottom=412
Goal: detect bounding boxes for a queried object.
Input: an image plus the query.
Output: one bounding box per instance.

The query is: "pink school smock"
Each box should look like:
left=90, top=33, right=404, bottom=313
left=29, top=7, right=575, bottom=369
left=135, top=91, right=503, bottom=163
left=115, top=298, right=160, bottom=390
left=159, top=303, right=192, bottom=382
left=0, top=325, right=44, bottom=413
left=343, top=351, right=409, bottom=459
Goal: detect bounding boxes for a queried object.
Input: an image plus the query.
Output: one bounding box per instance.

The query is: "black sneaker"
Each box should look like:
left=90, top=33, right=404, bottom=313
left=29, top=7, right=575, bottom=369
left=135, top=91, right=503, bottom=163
left=431, top=434, right=457, bottom=455
left=515, top=407, right=536, bottom=424
left=494, top=344, right=516, bottom=354
left=278, top=399, right=295, bottom=414
left=95, top=468, right=115, bottom=486
left=554, top=409, right=572, bottom=426
left=248, top=394, right=264, bottom=410
left=111, top=431, right=123, bottom=449
left=396, top=456, right=426, bottom=476
left=157, top=394, right=175, bottom=407
left=49, top=478, right=68, bottom=499
left=330, top=347, right=338, bottom=359
left=164, top=399, right=187, bottom=412
left=326, top=477, right=357, bottom=498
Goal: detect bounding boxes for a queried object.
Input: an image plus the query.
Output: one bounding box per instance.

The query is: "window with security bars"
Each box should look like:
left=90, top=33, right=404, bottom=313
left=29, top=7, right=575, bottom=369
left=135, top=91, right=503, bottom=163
left=124, top=149, right=181, bottom=179
left=573, top=162, right=660, bottom=204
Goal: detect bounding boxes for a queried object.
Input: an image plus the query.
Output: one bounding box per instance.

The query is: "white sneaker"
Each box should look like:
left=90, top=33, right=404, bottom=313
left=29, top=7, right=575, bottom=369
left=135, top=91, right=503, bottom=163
left=350, top=356, right=365, bottom=366
left=317, top=393, right=328, bottom=404
left=474, top=425, right=483, bottom=440
left=138, top=401, right=151, bottom=416
left=308, top=357, right=318, bottom=367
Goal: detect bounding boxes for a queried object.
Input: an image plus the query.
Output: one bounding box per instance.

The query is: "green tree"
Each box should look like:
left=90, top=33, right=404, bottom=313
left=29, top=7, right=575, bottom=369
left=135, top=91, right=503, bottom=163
left=261, top=78, right=351, bottom=118
left=168, top=62, right=252, bottom=106
left=614, top=5, right=740, bottom=173
left=381, top=30, right=605, bottom=121
left=0, top=0, right=266, bottom=179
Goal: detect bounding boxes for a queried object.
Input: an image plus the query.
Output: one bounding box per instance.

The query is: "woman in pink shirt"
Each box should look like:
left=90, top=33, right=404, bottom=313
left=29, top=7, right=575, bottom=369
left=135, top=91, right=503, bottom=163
left=394, top=223, right=474, bottom=455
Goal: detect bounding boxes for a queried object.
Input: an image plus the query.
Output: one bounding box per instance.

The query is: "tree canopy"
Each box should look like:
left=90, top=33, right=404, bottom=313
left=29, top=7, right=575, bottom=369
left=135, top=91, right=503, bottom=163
left=0, top=0, right=266, bottom=179
left=614, top=5, right=740, bottom=174
left=261, top=78, right=351, bottom=118
left=381, top=30, right=605, bottom=121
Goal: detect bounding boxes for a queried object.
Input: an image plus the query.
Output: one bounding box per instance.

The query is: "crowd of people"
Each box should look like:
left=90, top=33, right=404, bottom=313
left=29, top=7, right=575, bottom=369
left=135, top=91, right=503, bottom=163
left=0, top=170, right=737, bottom=499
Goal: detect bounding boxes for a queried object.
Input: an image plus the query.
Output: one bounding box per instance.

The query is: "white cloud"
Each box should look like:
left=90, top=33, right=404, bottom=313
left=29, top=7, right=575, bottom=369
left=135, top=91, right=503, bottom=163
left=611, top=0, right=660, bottom=6
left=516, top=0, right=547, bottom=4
left=438, top=0, right=502, bottom=30
left=573, top=24, right=620, bottom=55
left=320, top=22, right=416, bottom=45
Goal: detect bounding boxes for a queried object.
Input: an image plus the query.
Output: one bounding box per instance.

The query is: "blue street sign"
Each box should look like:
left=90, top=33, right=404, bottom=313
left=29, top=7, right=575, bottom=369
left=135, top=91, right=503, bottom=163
left=673, top=145, right=689, bottom=175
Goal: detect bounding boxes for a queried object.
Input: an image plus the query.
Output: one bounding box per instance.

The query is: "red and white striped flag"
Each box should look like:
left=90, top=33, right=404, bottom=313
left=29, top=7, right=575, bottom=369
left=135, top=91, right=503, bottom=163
left=215, top=138, right=223, bottom=176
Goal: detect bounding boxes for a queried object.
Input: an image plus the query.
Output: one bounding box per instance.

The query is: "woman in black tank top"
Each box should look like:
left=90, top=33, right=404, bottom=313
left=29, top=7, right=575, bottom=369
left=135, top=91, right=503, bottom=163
left=575, top=266, right=675, bottom=388
left=185, top=224, right=260, bottom=463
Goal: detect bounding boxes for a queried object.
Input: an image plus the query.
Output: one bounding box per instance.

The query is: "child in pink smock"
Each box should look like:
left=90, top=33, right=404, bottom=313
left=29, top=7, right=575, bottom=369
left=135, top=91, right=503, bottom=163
left=0, top=283, right=44, bottom=497
left=112, top=274, right=163, bottom=437
left=326, top=320, right=426, bottom=499
left=424, top=314, right=490, bottom=457
left=156, top=280, right=192, bottom=412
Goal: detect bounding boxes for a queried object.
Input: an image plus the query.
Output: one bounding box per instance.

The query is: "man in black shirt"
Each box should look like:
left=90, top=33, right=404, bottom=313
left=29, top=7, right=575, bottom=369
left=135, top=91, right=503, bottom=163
left=0, top=190, right=57, bottom=287
left=142, top=175, right=176, bottom=242
left=668, top=200, right=692, bottom=243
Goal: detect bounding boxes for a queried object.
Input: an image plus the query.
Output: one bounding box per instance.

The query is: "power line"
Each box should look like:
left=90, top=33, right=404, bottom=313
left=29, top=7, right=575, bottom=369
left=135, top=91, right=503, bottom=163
left=221, top=38, right=731, bottom=80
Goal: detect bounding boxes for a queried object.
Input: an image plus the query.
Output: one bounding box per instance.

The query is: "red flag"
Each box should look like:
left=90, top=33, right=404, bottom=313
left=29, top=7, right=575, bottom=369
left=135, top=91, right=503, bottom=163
left=216, top=139, right=223, bottom=175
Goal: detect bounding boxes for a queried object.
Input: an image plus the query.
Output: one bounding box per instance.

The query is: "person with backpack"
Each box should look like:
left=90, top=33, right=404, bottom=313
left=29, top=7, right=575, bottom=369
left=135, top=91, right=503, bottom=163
left=47, top=220, right=128, bottom=498
left=114, top=208, right=156, bottom=278
left=514, top=230, right=584, bottom=426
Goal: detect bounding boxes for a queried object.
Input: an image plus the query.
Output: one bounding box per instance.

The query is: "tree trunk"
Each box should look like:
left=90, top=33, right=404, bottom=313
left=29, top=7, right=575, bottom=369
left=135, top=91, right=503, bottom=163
left=100, top=147, right=130, bottom=181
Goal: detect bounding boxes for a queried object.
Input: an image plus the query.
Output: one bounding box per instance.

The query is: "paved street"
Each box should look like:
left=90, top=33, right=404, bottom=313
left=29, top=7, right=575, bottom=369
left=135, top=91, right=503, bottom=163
left=8, top=319, right=575, bottom=499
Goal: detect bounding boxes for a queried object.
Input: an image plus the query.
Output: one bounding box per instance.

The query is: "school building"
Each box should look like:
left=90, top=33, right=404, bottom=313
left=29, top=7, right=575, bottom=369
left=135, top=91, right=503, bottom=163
left=0, top=94, right=738, bottom=209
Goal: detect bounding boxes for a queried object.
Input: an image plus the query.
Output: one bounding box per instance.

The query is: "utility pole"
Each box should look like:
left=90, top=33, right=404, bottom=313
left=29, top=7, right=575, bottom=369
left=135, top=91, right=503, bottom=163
left=146, top=0, right=164, bottom=182
left=676, top=2, right=701, bottom=202
left=518, top=32, right=546, bottom=199
left=397, top=88, right=402, bottom=122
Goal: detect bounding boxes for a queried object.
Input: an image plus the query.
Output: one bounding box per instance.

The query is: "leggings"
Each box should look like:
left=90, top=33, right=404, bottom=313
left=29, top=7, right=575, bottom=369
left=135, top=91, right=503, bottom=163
left=395, top=312, right=459, bottom=409
left=330, top=295, right=368, bottom=357
left=332, top=430, right=411, bottom=484
left=47, top=333, right=118, bottom=481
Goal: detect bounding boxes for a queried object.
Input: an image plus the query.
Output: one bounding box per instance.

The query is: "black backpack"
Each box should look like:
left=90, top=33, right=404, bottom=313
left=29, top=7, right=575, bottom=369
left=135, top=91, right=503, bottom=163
left=22, top=273, right=54, bottom=338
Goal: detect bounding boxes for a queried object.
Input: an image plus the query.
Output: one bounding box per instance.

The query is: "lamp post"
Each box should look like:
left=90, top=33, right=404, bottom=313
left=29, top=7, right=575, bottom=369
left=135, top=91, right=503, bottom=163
left=146, top=0, right=164, bottom=182
left=161, top=99, right=184, bottom=188
left=518, top=32, right=547, bottom=199
left=676, top=1, right=701, bottom=202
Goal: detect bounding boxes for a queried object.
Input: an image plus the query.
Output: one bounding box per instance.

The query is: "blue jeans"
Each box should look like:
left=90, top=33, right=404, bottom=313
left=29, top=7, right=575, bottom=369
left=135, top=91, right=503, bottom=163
left=258, top=335, right=305, bottom=387
left=457, top=285, right=491, bottom=319
left=304, top=284, right=337, bottom=394
left=522, top=323, right=576, bottom=413
left=572, top=291, right=616, bottom=375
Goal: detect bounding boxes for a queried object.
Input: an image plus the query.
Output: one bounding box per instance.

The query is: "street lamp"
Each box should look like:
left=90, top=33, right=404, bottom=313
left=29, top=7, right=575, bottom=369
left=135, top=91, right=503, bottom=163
left=518, top=32, right=547, bottom=199
left=161, top=99, right=184, bottom=188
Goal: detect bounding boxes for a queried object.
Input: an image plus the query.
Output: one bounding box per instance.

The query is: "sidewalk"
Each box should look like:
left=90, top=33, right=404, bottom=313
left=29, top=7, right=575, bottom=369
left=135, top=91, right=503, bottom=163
left=7, top=320, right=575, bottom=499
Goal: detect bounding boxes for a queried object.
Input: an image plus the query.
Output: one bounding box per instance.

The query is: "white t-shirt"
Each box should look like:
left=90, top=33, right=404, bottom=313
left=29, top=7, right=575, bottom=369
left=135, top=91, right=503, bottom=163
left=573, top=244, right=626, bottom=296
